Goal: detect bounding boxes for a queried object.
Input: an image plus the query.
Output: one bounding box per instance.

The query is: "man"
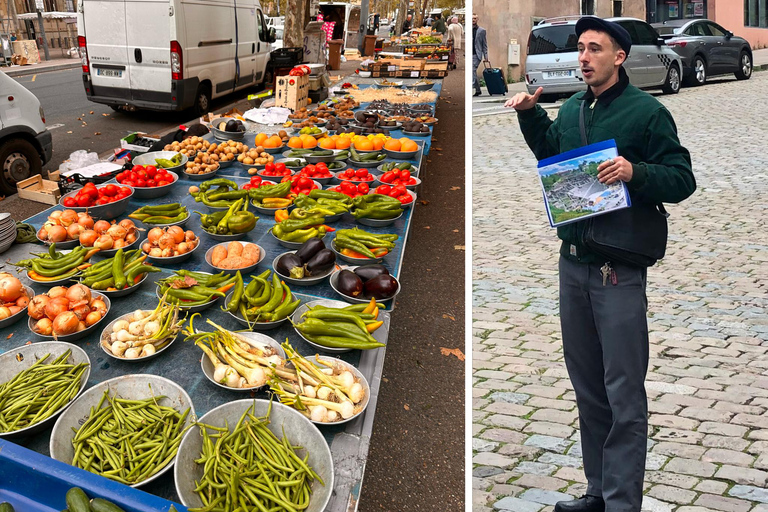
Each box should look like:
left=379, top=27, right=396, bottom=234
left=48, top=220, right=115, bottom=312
left=505, top=17, right=695, bottom=512
left=433, top=14, right=447, bottom=35
left=472, top=14, right=488, bottom=97
left=402, top=14, right=412, bottom=34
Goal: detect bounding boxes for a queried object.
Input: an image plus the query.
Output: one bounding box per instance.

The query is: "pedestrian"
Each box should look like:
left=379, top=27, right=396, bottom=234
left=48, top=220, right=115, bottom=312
left=433, top=14, right=447, bottom=35
left=505, top=17, right=695, bottom=512
left=402, top=14, right=412, bottom=34
left=10, top=32, right=17, bottom=42
left=472, top=14, right=488, bottom=97
left=446, top=16, right=463, bottom=69
left=424, top=17, right=432, bottom=28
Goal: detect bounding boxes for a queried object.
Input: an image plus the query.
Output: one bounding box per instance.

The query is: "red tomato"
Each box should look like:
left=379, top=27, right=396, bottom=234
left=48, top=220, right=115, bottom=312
left=145, top=165, right=157, bottom=174
left=132, top=165, right=145, bottom=172
left=381, top=171, right=395, bottom=183
left=375, top=185, right=391, bottom=195
left=77, top=195, right=92, bottom=207
left=398, top=194, right=413, bottom=204
left=242, top=183, right=252, bottom=190
left=156, top=180, right=168, bottom=187
left=393, top=184, right=408, bottom=196
left=355, top=169, right=368, bottom=178
left=136, top=179, right=147, bottom=188
left=275, top=162, right=286, bottom=172
left=147, top=179, right=157, bottom=187
left=120, top=186, right=132, bottom=195
left=297, top=177, right=313, bottom=189
left=399, top=170, right=411, bottom=181
left=63, top=197, right=77, bottom=207
left=103, top=184, right=118, bottom=196
left=129, top=172, right=138, bottom=181
left=280, top=176, right=291, bottom=183
left=96, top=197, right=109, bottom=205
left=85, top=188, right=99, bottom=200
left=357, top=183, right=369, bottom=194
left=122, top=180, right=135, bottom=187
left=340, top=181, right=356, bottom=194
left=250, top=176, right=262, bottom=185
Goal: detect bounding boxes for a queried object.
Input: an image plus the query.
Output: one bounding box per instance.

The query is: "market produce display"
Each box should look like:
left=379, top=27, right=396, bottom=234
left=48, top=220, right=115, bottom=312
left=69, top=388, right=191, bottom=485
left=239, top=175, right=276, bottom=190
left=271, top=209, right=329, bottom=244
left=336, top=168, right=375, bottom=183
left=401, top=119, right=431, bottom=134
left=28, top=285, right=108, bottom=336
left=129, top=203, right=189, bottom=226
left=350, top=194, right=405, bottom=220
left=257, top=161, right=292, bottom=177
left=157, top=270, right=237, bottom=308
left=80, top=248, right=158, bottom=292
left=65, top=487, right=139, bottom=512
left=382, top=137, right=420, bottom=153
left=270, top=342, right=368, bottom=422
left=334, top=228, right=398, bottom=259
left=296, top=162, right=334, bottom=179
left=226, top=270, right=300, bottom=324
left=115, top=165, right=176, bottom=188
left=279, top=174, right=320, bottom=196
left=185, top=151, right=220, bottom=176
left=13, top=244, right=99, bottom=283
left=293, top=300, right=385, bottom=350
left=101, top=297, right=184, bottom=359
left=379, top=161, right=416, bottom=173
left=154, top=153, right=184, bottom=169
left=189, top=178, right=249, bottom=208
left=214, top=118, right=245, bottom=133
left=378, top=168, right=418, bottom=187
left=187, top=402, right=324, bottom=511
left=348, top=147, right=386, bottom=165
left=209, top=241, right=261, bottom=270
left=373, top=184, right=414, bottom=204
left=275, top=238, right=336, bottom=280
left=330, top=181, right=371, bottom=198
left=164, top=136, right=210, bottom=157
left=207, top=140, right=248, bottom=163
left=0, top=273, right=30, bottom=321
left=335, top=265, right=399, bottom=300
left=292, top=190, right=351, bottom=216
left=197, top=199, right=257, bottom=236
left=79, top=218, right=140, bottom=251
left=139, top=226, right=199, bottom=259
left=0, top=349, right=88, bottom=433
left=249, top=180, right=297, bottom=210
left=37, top=210, right=95, bottom=245
left=61, top=183, right=133, bottom=208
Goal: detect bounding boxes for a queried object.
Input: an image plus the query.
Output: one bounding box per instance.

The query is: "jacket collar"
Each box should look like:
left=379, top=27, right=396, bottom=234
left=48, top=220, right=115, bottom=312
left=581, top=66, right=629, bottom=107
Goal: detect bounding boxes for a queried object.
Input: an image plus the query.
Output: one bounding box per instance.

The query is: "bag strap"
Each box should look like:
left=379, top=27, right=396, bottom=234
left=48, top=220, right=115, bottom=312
left=579, top=100, right=587, bottom=146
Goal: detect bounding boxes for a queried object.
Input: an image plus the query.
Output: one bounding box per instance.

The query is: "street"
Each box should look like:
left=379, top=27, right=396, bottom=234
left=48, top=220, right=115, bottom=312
left=13, top=68, right=259, bottom=172
left=472, top=71, right=768, bottom=512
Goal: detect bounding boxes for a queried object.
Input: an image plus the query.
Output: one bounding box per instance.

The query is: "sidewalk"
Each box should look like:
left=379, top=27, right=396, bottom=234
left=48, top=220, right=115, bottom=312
left=753, top=47, right=768, bottom=69
left=3, top=57, right=81, bottom=77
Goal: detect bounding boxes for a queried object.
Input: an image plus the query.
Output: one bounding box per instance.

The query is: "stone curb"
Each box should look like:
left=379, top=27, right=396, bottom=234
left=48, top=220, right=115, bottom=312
left=4, top=61, right=81, bottom=78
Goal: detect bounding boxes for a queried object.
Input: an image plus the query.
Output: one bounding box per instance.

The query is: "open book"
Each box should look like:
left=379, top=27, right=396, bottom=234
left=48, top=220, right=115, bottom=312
left=537, top=140, right=631, bottom=228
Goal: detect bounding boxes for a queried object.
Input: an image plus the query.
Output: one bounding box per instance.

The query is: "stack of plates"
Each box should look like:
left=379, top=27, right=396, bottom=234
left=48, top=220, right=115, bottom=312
left=0, top=213, right=16, bottom=254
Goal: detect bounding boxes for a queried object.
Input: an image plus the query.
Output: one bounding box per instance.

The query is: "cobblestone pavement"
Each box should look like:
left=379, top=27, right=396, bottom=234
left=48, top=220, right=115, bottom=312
left=472, top=73, right=768, bottom=512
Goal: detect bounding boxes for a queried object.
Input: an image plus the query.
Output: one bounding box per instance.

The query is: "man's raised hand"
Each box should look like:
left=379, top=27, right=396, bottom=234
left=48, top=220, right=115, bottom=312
left=504, top=87, right=543, bottom=111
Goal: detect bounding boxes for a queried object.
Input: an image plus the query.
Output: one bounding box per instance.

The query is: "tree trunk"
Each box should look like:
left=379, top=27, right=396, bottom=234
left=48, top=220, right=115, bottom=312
left=394, top=0, right=406, bottom=36
left=284, top=0, right=305, bottom=49
left=414, top=0, right=425, bottom=28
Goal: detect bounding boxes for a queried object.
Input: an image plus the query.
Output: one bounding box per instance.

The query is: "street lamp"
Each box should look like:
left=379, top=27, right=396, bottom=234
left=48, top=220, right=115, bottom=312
left=35, top=0, right=50, bottom=61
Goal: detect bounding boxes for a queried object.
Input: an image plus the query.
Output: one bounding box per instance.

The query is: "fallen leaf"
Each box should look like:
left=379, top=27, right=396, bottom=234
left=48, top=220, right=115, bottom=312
left=0, top=196, right=4, bottom=201
left=82, top=122, right=87, bottom=126
left=403, top=404, right=410, bottom=411
left=450, top=186, right=460, bottom=191
left=452, top=229, right=459, bottom=233
left=440, top=347, right=465, bottom=361
left=423, top=226, right=430, bottom=229
left=420, top=200, right=429, bottom=205
left=434, top=147, right=442, bottom=151
left=66, top=131, right=72, bottom=134
left=76, top=117, right=82, bottom=121
left=442, top=314, right=455, bottom=321
left=382, top=377, right=388, bottom=383
left=94, top=132, right=101, bottom=135
left=89, top=110, right=94, bottom=114
left=454, top=245, right=465, bottom=250
left=6, top=333, right=13, bottom=339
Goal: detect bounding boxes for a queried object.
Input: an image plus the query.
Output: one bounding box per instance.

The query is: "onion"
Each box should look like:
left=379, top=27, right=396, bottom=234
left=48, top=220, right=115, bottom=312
left=93, top=220, right=111, bottom=234
left=158, top=233, right=176, bottom=250
left=0, top=307, right=10, bottom=320
left=125, top=232, right=137, bottom=244
left=45, top=297, right=70, bottom=320
left=119, top=219, right=135, bottom=230
left=77, top=215, right=94, bottom=229
left=85, top=310, right=102, bottom=326
left=94, top=235, right=114, bottom=250
left=176, top=242, right=189, bottom=254
left=185, top=230, right=196, bottom=241
left=28, top=295, right=49, bottom=319
left=141, top=344, right=156, bottom=357
left=66, top=284, right=92, bottom=304
left=106, top=224, right=127, bottom=240
left=48, top=286, right=68, bottom=299
left=168, top=226, right=185, bottom=244
left=38, top=227, right=48, bottom=240
left=71, top=303, right=91, bottom=320
left=50, top=210, right=63, bottom=220
left=0, top=275, right=23, bottom=302
left=91, top=299, right=107, bottom=315
left=110, top=341, right=128, bottom=357
left=47, top=225, right=68, bottom=243
left=76, top=321, right=86, bottom=332
left=112, top=320, right=129, bottom=332
left=113, top=239, right=126, bottom=249
left=147, top=228, right=164, bottom=245
left=161, top=247, right=172, bottom=258
left=67, top=223, right=84, bottom=239
left=80, top=229, right=98, bottom=247
left=16, top=295, right=29, bottom=308
left=150, top=248, right=162, bottom=257
left=124, top=347, right=142, bottom=359
left=35, top=317, right=53, bottom=335
left=52, top=311, right=79, bottom=335
left=8, top=306, right=20, bottom=315
left=142, top=242, right=152, bottom=253
left=59, top=209, right=78, bottom=227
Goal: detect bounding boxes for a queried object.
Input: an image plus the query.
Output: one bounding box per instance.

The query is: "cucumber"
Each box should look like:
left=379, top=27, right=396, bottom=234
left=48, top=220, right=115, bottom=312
left=361, top=152, right=383, bottom=162
left=311, top=150, right=334, bottom=156
left=0, top=503, right=16, bottom=512
left=398, top=163, right=412, bottom=170
left=90, top=498, right=126, bottom=512
left=65, top=488, right=90, bottom=512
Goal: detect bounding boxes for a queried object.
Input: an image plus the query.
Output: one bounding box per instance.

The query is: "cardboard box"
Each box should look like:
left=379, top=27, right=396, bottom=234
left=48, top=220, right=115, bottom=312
left=275, top=74, right=310, bottom=111
left=17, top=175, right=61, bottom=205
left=12, top=40, right=39, bottom=64
left=120, top=132, right=161, bottom=153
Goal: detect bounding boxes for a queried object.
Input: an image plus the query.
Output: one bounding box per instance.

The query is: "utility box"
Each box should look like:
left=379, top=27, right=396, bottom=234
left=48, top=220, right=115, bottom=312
left=275, top=74, right=310, bottom=111
left=508, top=40, right=520, bottom=66
left=328, top=39, right=343, bottom=69
left=363, top=34, right=377, bottom=56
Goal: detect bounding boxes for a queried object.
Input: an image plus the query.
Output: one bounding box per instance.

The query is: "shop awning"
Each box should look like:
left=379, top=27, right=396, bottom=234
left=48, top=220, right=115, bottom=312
left=15, top=11, right=77, bottom=20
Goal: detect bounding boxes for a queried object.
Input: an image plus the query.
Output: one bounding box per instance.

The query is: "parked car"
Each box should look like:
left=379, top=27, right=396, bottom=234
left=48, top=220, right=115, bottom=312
left=381, top=18, right=389, bottom=25
left=0, top=70, right=52, bottom=195
left=652, top=19, right=752, bottom=86
left=272, top=25, right=284, bottom=50
left=77, top=0, right=277, bottom=115
left=525, top=16, right=683, bottom=100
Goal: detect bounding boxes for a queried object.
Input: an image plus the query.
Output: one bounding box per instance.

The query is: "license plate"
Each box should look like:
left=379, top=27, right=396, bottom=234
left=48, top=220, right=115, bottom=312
left=544, top=70, right=573, bottom=79
left=96, top=68, right=123, bottom=78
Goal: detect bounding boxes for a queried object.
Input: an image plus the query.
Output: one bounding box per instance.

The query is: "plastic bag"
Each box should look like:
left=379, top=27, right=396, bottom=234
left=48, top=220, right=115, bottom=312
left=59, top=150, right=100, bottom=173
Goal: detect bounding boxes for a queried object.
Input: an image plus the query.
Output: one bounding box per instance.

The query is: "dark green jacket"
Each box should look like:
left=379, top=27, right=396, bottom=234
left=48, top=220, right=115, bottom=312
left=433, top=18, right=447, bottom=34
left=518, top=69, right=695, bottom=263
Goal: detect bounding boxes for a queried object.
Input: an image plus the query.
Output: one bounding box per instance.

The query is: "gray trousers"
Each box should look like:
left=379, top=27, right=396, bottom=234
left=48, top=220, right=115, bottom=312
left=473, top=56, right=481, bottom=93
left=559, top=256, right=649, bottom=512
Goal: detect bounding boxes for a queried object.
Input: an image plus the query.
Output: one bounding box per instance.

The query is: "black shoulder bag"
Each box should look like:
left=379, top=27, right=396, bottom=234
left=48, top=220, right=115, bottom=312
left=578, top=100, right=669, bottom=268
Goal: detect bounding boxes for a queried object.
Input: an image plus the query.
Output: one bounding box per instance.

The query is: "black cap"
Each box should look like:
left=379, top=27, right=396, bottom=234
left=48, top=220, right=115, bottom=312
left=575, top=17, right=632, bottom=56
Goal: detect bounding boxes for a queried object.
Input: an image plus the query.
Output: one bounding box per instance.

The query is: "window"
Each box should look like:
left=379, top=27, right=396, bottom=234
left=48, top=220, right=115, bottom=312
left=257, top=9, right=268, bottom=42
left=635, top=21, right=661, bottom=44
left=527, top=25, right=579, bottom=55
left=704, top=22, right=726, bottom=36
left=616, top=20, right=640, bottom=44
left=613, top=0, right=622, bottom=17
left=65, top=0, right=74, bottom=10
left=745, top=0, right=768, bottom=27
left=581, top=0, right=595, bottom=15
left=684, top=23, right=706, bottom=36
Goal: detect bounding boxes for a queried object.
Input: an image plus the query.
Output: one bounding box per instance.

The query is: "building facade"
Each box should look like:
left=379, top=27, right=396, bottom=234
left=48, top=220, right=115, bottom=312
left=1, top=0, right=78, bottom=59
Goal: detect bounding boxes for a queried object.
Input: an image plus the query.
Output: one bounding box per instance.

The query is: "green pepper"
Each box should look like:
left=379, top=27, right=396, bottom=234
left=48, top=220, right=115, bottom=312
left=207, top=189, right=249, bottom=202
left=217, top=199, right=242, bottom=234
left=112, top=249, right=126, bottom=289
left=142, top=212, right=188, bottom=224
left=247, top=277, right=272, bottom=306
left=295, top=318, right=375, bottom=342
left=289, top=208, right=310, bottom=220
left=309, top=189, right=351, bottom=203
left=248, top=181, right=292, bottom=201
left=126, top=264, right=159, bottom=283
left=351, top=206, right=402, bottom=220
left=303, top=335, right=385, bottom=350
left=280, top=227, right=318, bottom=242
left=303, top=309, right=374, bottom=337
left=227, top=211, right=257, bottom=233
left=199, top=178, right=238, bottom=194
left=334, top=236, right=376, bottom=258
left=226, top=271, right=243, bottom=313
left=279, top=215, right=325, bottom=233
left=259, top=273, right=284, bottom=313
left=30, top=256, right=84, bottom=277
left=194, top=210, right=226, bottom=228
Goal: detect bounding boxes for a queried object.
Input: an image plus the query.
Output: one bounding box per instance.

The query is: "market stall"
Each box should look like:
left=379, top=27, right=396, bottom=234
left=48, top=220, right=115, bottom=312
left=0, top=78, right=444, bottom=512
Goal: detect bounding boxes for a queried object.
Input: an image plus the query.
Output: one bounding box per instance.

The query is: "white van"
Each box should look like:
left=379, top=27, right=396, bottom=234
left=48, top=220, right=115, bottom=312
left=0, top=70, right=52, bottom=195
left=77, top=0, right=277, bottom=114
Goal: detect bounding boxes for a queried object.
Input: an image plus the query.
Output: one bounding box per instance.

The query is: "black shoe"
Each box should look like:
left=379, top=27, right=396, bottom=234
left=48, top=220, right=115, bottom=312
left=554, top=495, right=605, bottom=512
left=473, top=91, right=481, bottom=97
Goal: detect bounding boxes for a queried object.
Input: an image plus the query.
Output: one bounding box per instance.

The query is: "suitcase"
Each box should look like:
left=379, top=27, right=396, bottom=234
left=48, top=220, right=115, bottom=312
left=482, top=61, right=508, bottom=96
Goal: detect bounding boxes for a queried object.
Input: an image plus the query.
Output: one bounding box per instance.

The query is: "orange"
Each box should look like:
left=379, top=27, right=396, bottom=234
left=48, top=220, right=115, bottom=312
left=401, top=140, right=418, bottom=152
left=319, top=138, right=336, bottom=150
left=335, top=137, right=351, bottom=149
left=302, top=137, right=318, bottom=149
left=288, top=137, right=303, bottom=148
left=384, top=139, right=402, bottom=151
left=269, top=135, right=283, bottom=147
left=255, top=133, right=268, bottom=146
left=355, top=139, right=374, bottom=151
left=372, top=138, right=385, bottom=150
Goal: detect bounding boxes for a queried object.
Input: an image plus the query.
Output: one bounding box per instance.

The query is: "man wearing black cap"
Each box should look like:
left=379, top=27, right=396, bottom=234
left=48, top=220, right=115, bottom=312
left=505, top=17, right=695, bottom=512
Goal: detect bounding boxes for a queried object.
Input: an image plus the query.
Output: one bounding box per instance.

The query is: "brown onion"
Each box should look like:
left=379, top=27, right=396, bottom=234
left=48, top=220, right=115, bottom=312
left=90, top=299, right=107, bottom=315
left=28, top=295, right=49, bottom=319
left=176, top=242, right=189, bottom=254
left=106, top=224, right=127, bottom=240
left=16, top=295, right=29, bottom=308
left=65, top=284, right=92, bottom=304
left=113, top=239, right=126, bottom=249
left=49, top=210, right=63, bottom=220
left=47, top=225, right=68, bottom=243
left=125, top=232, right=137, bottom=244
left=78, top=215, right=94, bottom=229
left=0, top=307, right=10, bottom=320
left=45, top=297, right=70, bottom=320
left=67, top=223, right=84, bottom=239
left=94, top=235, right=114, bottom=250
left=8, top=306, right=21, bottom=315
left=119, top=219, right=135, bottom=230
left=38, top=227, right=48, bottom=240
left=59, top=209, right=78, bottom=227
left=80, top=229, right=98, bottom=247
left=85, top=310, right=102, bottom=326
left=185, top=230, right=196, bottom=241
left=76, top=321, right=86, bottom=332
left=158, top=233, right=176, bottom=250
left=147, top=228, right=164, bottom=244
left=48, top=286, right=68, bottom=299
left=142, top=242, right=152, bottom=254
left=35, top=317, right=53, bottom=335
left=0, top=275, right=23, bottom=302
left=168, top=226, right=185, bottom=244
left=93, top=220, right=111, bottom=234
left=52, top=311, right=79, bottom=335
left=71, top=303, right=90, bottom=320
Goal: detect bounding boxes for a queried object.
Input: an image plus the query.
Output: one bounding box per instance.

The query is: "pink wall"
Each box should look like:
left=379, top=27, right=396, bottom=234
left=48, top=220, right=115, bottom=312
left=711, top=0, right=768, bottom=48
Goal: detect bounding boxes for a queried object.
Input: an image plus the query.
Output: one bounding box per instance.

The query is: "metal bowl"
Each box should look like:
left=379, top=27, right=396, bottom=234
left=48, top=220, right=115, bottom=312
left=183, top=167, right=219, bottom=181
left=282, top=149, right=315, bottom=159
left=333, top=171, right=375, bottom=185
left=270, top=229, right=326, bottom=250
left=202, top=230, right=248, bottom=242
left=128, top=171, right=180, bottom=199
left=401, top=129, right=430, bottom=137
left=224, top=290, right=293, bottom=331
left=292, top=127, right=328, bottom=139
left=26, top=268, right=82, bottom=286
left=59, top=185, right=134, bottom=220
left=375, top=80, right=402, bottom=88
left=210, top=123, right=246, bottom=141
left=84, top=234, right=141, bottom=258
left=256, top=168, right=294, bottom=180
left=28, top=293, right=111, bottom=342
left=205, top=242, right=266, bottom=275
left=347, top=156, right=385, bottom=169
left=272, top=251, right=336, bottom=286
left=0, top=285, right=34, bottom=329
left=51, top=374, right=194, bottom=488
left=155, top=282, right=219, bottom=313
left=374, top=175, right=421, bottom=191
left=376, top=164, right=419, bottom=176
left=356, top=210, right=403, bottom=227
left=174, top=399, right=334, bottom=511
left=138, top=210, right=190, bottom=229
left=301, top=356, right=371, bottom=426
left=330, top=238, right=384, bottom=264
left=383, top=147, right=419, bottom=160
left=329, top=267, right=400, bottom=304
left=0, top=342, right=90, bottom=440
left=404, top=82, right=435, bottom=91
left=89, top=271, right=150, bottom=299
left=263, top=143, right=287, bottom=154
left=377, top=121, right=402, bottom=131
left=200, top=332, right=286, bottom=392
left=131, top=149, right=187, bottom=172
left=304, top=153, right=337, bottom=164
left=35, top=231, right=80, bottom=249
left=305, top=173, right=334, bottom=186
left=144, top=237, right=202, bottom=265
left=99, top=311, right=179, bottom=362
left=216, top=158, right=235, bottom=169
left=291, top=299, right=359, bottom=353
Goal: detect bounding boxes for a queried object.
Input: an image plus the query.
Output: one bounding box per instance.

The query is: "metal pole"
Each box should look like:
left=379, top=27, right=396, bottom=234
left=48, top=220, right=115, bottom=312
left=36, top=9, right=49, bottom=60
left=358, top=0, right=369, bottom=54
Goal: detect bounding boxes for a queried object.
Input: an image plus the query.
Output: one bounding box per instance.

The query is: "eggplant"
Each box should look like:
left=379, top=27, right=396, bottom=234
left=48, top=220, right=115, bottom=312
left=225, top=119, right=243, bottom=132
left=276, top=253, right=305, bottom=279
left=354, top=264, right=389, bottom=282
left=295, top=238, right=326, bottom=264
left=363, top=274, right=399, bottom=300
left=305, top=248, right=335, bottom=276
left=336, top=269, right=364, bottom=297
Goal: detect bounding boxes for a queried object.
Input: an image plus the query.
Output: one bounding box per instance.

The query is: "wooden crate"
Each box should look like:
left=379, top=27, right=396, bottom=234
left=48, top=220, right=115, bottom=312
left=424, top=60, right=448, bottom=71
left=400, top=59, right=425, bottom=71
left=275, top=74, right=310, bottom=111
left=17, top=175, right=61, bottom=205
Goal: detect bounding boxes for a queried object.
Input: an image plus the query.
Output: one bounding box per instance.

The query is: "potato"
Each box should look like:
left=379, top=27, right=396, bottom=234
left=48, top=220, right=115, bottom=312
left=211, top=245, right=228, bottom=266
left=227, top=241, right=244, bottom=257
left=242, top=244, right=260, bottom=264
left=244, top=157, right=254, bottom=165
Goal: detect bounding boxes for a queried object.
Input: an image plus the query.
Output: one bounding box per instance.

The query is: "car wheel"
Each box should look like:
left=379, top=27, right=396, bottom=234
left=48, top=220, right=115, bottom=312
left=662, top=64, right=681, bottom=94
left=735, top=51, right=752, bottom=80
left=0, top=138, right=43, bottom=195
left=193, top=83, right=212, bottom=116
left=686, top=56, right=706, bottom=86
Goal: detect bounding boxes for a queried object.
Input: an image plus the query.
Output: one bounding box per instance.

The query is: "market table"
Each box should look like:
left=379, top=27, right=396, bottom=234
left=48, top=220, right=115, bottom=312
left=0, top=80, right=444, bottom=512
